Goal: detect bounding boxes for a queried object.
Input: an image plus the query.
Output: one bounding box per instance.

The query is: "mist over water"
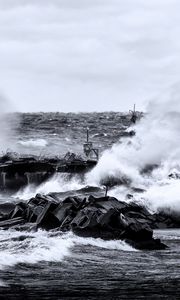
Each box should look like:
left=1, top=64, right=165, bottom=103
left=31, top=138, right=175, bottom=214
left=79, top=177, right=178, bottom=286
left=15, top=173, right=84, bottom=200
left=0, top=93, right=18, bottom=152
left=86, top=86, right=180, bottom=213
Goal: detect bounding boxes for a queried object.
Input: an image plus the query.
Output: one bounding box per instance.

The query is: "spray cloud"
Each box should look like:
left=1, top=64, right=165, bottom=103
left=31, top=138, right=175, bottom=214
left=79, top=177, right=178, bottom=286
left=86, top=84, right=180, bottom=212
left=0, top=92, right=16, bottom=152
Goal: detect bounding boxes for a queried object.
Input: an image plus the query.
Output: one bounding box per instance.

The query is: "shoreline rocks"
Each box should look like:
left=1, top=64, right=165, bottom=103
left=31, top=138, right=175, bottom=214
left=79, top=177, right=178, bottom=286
left=0, top=192, right=173, bottom=250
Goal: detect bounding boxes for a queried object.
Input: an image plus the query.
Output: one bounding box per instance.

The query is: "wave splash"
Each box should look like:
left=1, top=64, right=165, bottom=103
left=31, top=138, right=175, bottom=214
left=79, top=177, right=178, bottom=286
left=15, top=173, right=84, bottom=200
left=0, top=230, right=135, bottom=269
left=86, top=86, right=180, bottom=213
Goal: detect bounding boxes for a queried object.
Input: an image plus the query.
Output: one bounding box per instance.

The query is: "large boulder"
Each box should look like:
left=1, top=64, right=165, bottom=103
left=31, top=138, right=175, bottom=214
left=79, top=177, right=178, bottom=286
left=36, top=202, right=59, bottom=230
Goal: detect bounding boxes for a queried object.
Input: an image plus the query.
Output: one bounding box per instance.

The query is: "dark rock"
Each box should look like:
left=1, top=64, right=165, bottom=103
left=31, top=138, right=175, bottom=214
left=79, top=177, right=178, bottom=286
left=88, top=196, right=128, bottom=211
left=63, top=196, right=86, bottom=209
left=28, top=205, right=45, bottom=223
left=152, top=210, right=180, bottom=229
left=52, top=202, right=73, bottom=224
left=141, top=164, right=159, bottom=174
left=0, top=202, right=16, bottom=214
left=126, top=238, right=167, bottom=250
left=0, top=193, right=169, bottom=250
left=71, top=207, right=100, bottom=230
left=48, top=186, right=104, bottom=202
left=9, top=223, right=37, bottom=232
left=60, top=215, right=74, bottom=231
left=97, top=208, right=118, bottom=227
left=36, top=202, right=59, bottom=230
left=0, top=217, right=25, bottom=228
left=126, top=202, right=150, bottom=216
left=9, top=202, right=27, bottom=219
left=168, top=172, right=180, bottom=179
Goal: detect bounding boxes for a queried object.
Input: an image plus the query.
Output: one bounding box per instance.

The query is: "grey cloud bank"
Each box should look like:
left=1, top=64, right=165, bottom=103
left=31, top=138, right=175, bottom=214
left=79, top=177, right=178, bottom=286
left=0, top=0, right=179, bottom=112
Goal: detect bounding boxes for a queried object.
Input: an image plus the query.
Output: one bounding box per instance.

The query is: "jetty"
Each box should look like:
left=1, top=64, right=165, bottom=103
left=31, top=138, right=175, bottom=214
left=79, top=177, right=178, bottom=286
left=0, top=129, right=98, bottom=192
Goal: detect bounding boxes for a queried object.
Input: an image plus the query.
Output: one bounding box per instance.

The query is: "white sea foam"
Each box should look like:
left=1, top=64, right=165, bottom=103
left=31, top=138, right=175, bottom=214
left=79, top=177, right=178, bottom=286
left=86, top=86, right=180, bottom=213
left=15, top=173, right=84, bottom=200
left=135, top=179, right=180, bottom=213
left=0, top=93, right=17, bottom=152
left=0, top=230, right=136, bottom=269
left=72, top=235, right=136, bottom=252
left=0, top=230, right=73, bottom=269
left=0, top=280, right=8, bottom=287
left=18, top=138, right=48, bottom=148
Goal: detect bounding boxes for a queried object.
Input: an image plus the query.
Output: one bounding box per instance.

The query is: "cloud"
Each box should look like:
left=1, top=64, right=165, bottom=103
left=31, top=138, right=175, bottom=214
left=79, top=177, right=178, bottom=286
left=0, top=0, right=180, bottom=111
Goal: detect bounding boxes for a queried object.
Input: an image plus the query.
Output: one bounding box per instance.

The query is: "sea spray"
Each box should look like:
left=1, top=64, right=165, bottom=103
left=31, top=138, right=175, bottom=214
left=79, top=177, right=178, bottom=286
left=0, top=230, right=136, bottom=269
left=0, top=230, right=74, bottom=269
left=86, top=86, right=180, bottom=212
left=15, top=173, right=84, bottom=200
left=0, top=92, right=18, bottom=152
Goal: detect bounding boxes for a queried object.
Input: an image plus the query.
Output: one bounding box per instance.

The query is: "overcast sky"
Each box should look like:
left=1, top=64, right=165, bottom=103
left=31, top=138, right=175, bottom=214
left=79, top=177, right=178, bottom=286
left=0, top=0, right=180, bottom=112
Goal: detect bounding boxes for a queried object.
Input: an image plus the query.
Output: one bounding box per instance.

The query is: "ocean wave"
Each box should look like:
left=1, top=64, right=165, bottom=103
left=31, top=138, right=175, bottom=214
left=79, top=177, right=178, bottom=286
left=0, top=280, right=8, bottom=287
left=0, top=230, right=73, bottom=269
left=72, top=235, right=136, bottom=252
left=134, top=179, right=180, bottom=213
left=0, top=230, right=136, bottom=269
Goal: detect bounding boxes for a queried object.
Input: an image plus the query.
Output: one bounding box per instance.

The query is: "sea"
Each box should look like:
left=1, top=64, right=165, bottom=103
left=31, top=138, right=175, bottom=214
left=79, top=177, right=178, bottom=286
left=0, top=112, right=180, bottom=299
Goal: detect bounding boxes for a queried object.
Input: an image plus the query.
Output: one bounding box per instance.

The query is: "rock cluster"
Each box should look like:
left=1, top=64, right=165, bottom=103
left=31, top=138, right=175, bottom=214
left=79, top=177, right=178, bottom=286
left=0, top=193, right=169, bottom=250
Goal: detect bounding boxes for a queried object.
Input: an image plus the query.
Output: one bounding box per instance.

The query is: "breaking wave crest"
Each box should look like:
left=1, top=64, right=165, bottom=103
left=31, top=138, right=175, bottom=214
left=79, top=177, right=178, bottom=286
left=0, top=230, right=73, bottom=269
left=0, top=230, right=136, bottom=269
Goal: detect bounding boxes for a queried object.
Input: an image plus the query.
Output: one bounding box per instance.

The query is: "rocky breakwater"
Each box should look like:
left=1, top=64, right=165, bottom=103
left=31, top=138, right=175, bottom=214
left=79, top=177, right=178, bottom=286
left=0, top=192, right=169, bottom=250
left=0, top=152, right=97, bottom=192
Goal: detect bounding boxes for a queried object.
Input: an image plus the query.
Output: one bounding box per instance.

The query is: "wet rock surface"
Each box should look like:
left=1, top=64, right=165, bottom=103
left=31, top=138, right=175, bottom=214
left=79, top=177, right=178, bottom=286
left=0, top=152, right=97, bottom=191
left=0, top=191, right=174, bottom=250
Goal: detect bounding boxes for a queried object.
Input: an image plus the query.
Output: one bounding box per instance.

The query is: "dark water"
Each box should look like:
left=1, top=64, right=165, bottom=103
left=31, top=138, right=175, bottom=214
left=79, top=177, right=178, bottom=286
left=0, top=229, right=180, bottom=299
left=0, top=113, right=180, bottom=299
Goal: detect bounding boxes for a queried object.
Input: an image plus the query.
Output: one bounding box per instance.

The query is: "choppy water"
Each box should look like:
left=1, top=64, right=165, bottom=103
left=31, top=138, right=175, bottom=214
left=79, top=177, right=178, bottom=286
left=0, top=228, right=179, bottom=299
left=0, top=112, right=180, bottom=299
left=8, top=112, right=130, bottom=156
